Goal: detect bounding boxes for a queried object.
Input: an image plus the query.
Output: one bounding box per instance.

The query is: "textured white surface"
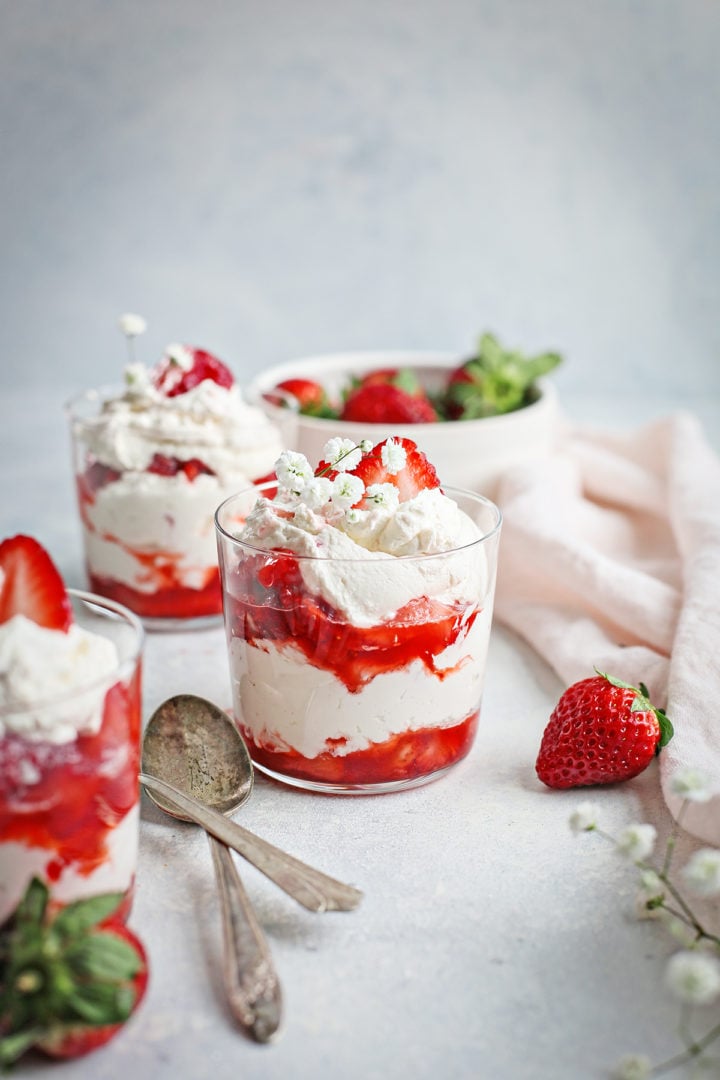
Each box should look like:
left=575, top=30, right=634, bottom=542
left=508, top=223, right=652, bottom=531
left=1, top=2, right=719, bottom=1076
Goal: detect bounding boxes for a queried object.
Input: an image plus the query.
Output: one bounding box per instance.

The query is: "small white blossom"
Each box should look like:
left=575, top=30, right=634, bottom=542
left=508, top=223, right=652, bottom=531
left=568, top=802, right=600, bottom=833
left=359, top=439, right=374, bottom=453
left=275, top=451, right=314, bottom=494
left=634, top=869, right=666, bottom=921
left=616, top=824, right=657, bottom=862
left=302, top=476, right=333, bottom=510
left=321, top=438, right=362, bottom=472
left=671, top=767, right=714, bottom=804
left=683, top=849, right=720, bottom=898
left=613, top=1053, right=652, bottom=1080
left=381, top=437, right=407, bottom=474
left=118, top=312, right=147, bottom=337
left=124, top=362, right=151, bottom=391
left=165, top=343, right=194, bottom=370
left=665, top=951, right=720, bottom=1006
left=330, top=473, right=365, bottom=510
left=365, top=483, right=400, bottom=511
left=344, top=507, right=367, bottom=526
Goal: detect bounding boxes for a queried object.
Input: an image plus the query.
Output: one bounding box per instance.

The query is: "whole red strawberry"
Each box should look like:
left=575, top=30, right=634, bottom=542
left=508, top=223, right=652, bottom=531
left=272, top=377, right=335, bottom=417
left=535, top=671, right=674, bottom=789
left=0, top=878, right=148, bottom=1067
left=340, top=383, right=437, bottom=423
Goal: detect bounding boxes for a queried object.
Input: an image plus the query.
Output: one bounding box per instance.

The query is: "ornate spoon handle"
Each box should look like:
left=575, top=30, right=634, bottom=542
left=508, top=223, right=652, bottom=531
left=209, top=835, right=282, bottom=1042
left=140, top=771, right=363, bottom=913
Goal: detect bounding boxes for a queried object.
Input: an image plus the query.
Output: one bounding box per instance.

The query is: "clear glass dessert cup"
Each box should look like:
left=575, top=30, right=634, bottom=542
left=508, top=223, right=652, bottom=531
left=66, top=385, right=286, bottom=631
left=0, top=590, right=143, bottom=923
left=215, top=483, right=502, bottom=794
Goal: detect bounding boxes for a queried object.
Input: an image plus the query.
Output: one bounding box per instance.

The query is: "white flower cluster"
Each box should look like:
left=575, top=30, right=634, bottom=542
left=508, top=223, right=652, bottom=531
left=569, top=767, right=720, bottom=1078
left=272, top=437, right=407, bottom=519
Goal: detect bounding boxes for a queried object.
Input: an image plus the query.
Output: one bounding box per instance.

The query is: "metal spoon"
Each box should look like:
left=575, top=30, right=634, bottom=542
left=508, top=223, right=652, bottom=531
left=142, top=694, right=281, bottom=1042
left=140, top=695, right=363, bottom=913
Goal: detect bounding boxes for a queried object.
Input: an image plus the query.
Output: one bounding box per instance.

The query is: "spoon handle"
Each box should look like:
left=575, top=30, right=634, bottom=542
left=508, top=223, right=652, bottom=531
left=140, top=772, right=363, bottom=913
left=209, top=835, right=282, bottom=1042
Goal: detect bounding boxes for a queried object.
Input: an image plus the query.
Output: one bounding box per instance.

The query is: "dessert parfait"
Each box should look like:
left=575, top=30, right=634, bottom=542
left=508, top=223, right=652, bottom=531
left=0, top=535, right=143, bottom=924
left=67, top=328, right=285, bottom=627
left=215, top=436, right=502, bottom=792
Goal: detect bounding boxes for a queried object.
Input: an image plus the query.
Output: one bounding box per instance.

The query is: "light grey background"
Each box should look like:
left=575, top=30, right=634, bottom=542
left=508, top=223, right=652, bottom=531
left=2, top=0, right=719, bottom=420
left=2, top=7, right=720, bottom=1079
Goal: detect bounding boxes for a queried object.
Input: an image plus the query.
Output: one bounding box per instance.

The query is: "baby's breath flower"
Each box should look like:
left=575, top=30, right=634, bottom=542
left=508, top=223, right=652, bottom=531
left=322, top=438, right=362, bottom=472
left=330, top=473, right=365, bottom=510
left=275, top=451, right=314, bottom=494
left=671, top=767, right=714, bottom=804
left=665, top=951, right=720, bottom=1006
left=683, top=849, right=720, bottom=898
left=613, top=1053, right=652, bottom=1080
left=616, top=824, right=657, bottom=862
left=568, top=802, right=600, bottom=833
left=365, top=483, right=400, bottom=511
left=165, top=343, right=194, bottom=370
left=118, top=312, right=147, bottom=337
left=634, top=870, right=666, bottom=921
left=381, top=438, right=407, bottom=474
left=344, top=507, right=367, bottom=526
left=302, top=476, right=333, bottom=510
left=359, top=439, right=374, bottom=453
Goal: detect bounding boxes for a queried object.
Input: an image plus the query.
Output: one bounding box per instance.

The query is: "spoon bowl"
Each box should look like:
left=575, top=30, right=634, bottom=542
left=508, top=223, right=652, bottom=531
left=142, top=694, right=253, bottom=819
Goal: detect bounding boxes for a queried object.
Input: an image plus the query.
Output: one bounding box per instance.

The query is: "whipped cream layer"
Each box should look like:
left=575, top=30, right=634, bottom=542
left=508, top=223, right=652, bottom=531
left=83, top=472, right=235, bottom=591
left=0, top=805, right=138, bottom=925
left=0, top=615, right=119, bottom=744
left=230, top=610, right=491, bottom=758
left=75, top=368, right=282, bottom=481
left=235, top=487, right=489, bottom=627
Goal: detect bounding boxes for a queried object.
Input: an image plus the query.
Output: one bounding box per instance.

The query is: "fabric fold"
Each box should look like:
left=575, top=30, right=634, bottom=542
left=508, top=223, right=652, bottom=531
left=494, top=410, right=720, bottom=844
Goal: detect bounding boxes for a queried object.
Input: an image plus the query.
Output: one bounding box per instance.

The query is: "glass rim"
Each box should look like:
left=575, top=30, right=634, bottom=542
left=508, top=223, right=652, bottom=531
left=0, top=587, right=144, bottom=719
left=215, top=481, right=502, bottom=565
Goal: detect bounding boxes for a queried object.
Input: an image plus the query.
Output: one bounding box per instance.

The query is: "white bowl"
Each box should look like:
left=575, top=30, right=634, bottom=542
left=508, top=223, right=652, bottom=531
left=247, top=351, right=560, bottom=499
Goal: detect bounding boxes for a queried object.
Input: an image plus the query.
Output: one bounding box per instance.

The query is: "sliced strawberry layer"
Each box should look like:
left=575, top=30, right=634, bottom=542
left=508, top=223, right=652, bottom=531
left=89, top=570, right=222, bottom=620
left=228, top=551, right=478, bottom=694
left=0, top=535, right=73, bottom=632
left=146, top=454, right=215, bottom=480
left=0, top=665, right=141, bottom=890
left=244, top=711, right=479, bottom=786
left=151, top=347, right=234, bottom=397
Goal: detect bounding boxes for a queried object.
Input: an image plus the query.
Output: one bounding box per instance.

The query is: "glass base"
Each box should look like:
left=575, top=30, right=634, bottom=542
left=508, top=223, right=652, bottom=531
left=141, top=613, right=223, bottom=633
left=252, top=759, right=460, bottom=795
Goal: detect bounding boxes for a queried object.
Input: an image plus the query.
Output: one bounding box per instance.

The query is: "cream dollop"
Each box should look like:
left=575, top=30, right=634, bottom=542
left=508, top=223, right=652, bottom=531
left=0, top=615, right=120, bottom=744
left=74, top=366, right=282, bottom=482
left=236, top=488, right=487, bottom=627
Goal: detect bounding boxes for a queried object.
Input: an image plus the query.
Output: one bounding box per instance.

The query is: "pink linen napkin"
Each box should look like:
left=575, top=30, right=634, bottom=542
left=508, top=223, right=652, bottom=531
left=494, top=410, right=720, bottom=844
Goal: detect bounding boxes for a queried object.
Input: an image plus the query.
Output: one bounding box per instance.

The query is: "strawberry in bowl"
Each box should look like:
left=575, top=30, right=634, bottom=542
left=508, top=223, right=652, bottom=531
left=67, top=322, right=285, bottom=628
left=215, top=435, right=502, bottom=793
left=0, top=535, right=143, bottom=927
left=246, top=333, right=563, bottom=500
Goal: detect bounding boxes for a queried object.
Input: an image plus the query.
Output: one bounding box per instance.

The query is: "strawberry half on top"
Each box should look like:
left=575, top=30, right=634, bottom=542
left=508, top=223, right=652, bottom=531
left=341, top=437, right=441, bottom=507
left=150, top=344, right=234, bottom=398
left=0, top=535, right=73, bottom=633
left=535, top=671, right=674, bottom=789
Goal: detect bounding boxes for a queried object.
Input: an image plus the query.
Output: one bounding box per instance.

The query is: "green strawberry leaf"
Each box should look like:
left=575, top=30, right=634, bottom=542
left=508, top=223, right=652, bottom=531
left=595, top=669, right=674, bottom=750
left=0, top=1028, right=44, bottom=1068
left=67, top=981, right=134, bottom=1026
left=52, top=893, right=125, bottom=939
left=66, top=933, right=142, bottom=982
left=13, top=878, right=49, bottom=929
left=392, top=368, right=421, bottom=395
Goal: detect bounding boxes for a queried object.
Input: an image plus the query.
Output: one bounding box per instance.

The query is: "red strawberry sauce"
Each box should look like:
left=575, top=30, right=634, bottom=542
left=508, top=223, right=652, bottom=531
left=224, top=552, right=481, bottom=786
left=0, top=667, right=141, bottom=917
